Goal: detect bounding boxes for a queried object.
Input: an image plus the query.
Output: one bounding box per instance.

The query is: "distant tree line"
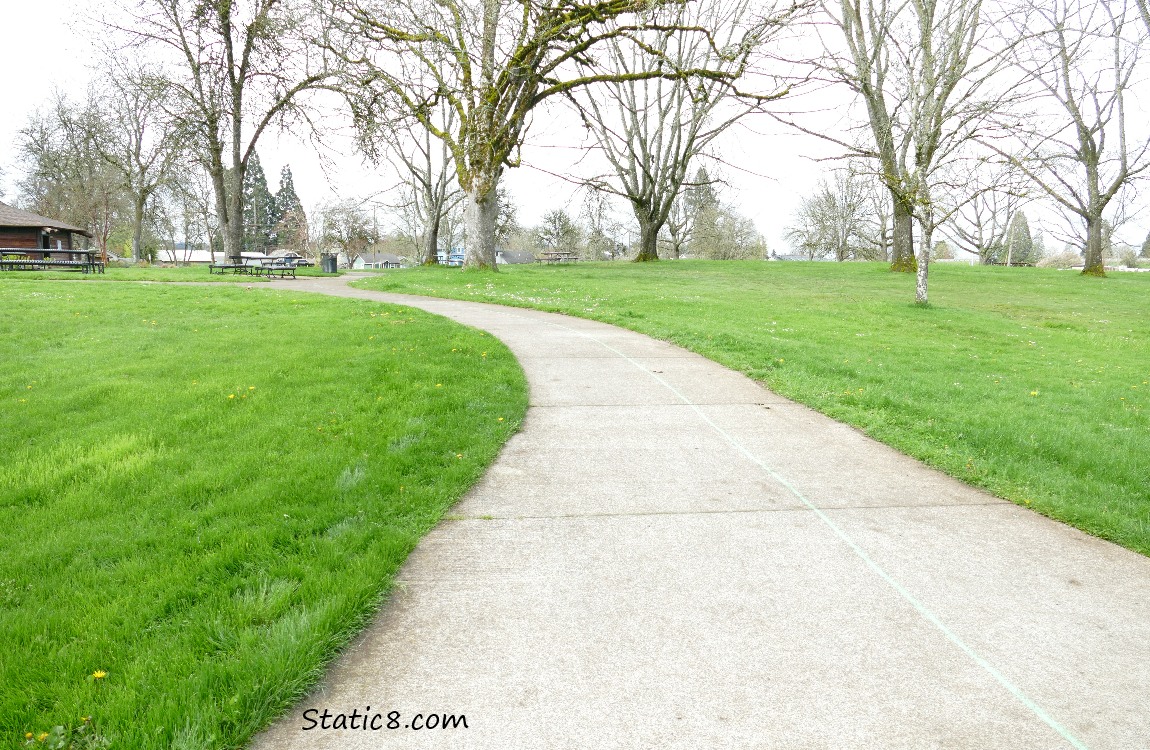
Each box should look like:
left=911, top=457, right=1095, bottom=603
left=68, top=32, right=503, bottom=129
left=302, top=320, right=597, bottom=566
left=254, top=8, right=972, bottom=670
left=6, top=0, right=1150, bottom=297
left=15, top=84, right=309, bottom=262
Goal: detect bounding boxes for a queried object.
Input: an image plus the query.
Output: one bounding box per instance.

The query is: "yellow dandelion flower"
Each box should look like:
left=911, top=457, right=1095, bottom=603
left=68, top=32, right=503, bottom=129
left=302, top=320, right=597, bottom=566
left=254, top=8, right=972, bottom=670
left=228, top=394, right=235, bottom=399
left=248, top=386, right=255, bottom=390
left=436, top=383, right=443, bottom=387
left=1029, top=391, right=1038, bottom=396
left=92, top=670, right=107, bottom=679
left=38, top=732, right=49, bottom=742
left=25, top=733, right=32, bottom=739
left=498, top=417, right=504, bottom=422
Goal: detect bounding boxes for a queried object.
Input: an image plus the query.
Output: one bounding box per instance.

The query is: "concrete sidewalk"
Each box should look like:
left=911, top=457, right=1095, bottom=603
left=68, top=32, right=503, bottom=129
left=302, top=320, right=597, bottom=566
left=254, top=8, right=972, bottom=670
left=254, top=274, right=1150, bottom=749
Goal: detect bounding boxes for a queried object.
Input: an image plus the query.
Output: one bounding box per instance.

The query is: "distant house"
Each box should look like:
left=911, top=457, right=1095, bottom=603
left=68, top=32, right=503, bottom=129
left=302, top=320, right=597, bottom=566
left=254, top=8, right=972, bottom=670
left=497, top=250, right=537, bottom=264
left=354, top=252, right=406, bottom=270
left=0, top=202, right=92, bottom=260
left=436, top=249, right=466, bottom=266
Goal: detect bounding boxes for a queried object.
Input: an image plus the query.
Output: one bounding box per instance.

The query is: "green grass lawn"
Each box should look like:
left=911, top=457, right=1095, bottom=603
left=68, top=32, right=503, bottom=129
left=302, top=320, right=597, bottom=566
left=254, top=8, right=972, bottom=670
left=0, top=282, right=526, bottom=748
left=0, top=266, right=339, bottom=283
left=356, top=261, right=1150, bottom=555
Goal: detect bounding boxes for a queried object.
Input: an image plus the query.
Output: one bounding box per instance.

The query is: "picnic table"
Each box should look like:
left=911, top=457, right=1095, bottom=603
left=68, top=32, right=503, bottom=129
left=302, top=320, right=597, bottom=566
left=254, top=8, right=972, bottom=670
left=0, top=249, right=105, bottom=274
left=208, top=258, right=297, bottom=278
left=538, top=251, right=580, bottom=264
left=208, top=262, right=249, bottom=275
left=255, top=262, right=297, bottom=279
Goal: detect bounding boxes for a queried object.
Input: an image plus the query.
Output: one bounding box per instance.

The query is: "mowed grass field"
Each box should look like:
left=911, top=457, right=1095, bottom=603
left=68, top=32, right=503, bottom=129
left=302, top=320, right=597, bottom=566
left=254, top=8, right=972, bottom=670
left=357, top=261, right=1150, bottom=555
left=0, top=282, right=526, bottom=748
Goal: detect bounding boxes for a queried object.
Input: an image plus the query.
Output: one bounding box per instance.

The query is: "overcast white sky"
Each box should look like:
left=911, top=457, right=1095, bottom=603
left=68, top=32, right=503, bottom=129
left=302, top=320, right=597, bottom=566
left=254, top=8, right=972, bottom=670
left=0, top=0, right=1145, bottom=253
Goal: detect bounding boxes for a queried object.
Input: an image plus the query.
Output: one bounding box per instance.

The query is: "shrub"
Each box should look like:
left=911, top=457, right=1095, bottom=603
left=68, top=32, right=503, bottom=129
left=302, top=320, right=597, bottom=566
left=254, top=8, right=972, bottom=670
left=1036, top=251, right=1081, bottom=269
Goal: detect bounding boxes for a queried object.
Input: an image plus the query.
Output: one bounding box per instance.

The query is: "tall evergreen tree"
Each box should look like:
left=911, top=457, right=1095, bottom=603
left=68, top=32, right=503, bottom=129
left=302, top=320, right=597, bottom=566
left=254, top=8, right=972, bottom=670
left=1141, top=230, right=1150, bottom=258
left=1005, top=211, right=1035, bottom=265
left=274, top=165, right=308, bottom=253
left=684, top=168, right=719, bottom=225
left=1032, top=228, right=1047, bottom=261
left=243, top=152, right=276, bottom=254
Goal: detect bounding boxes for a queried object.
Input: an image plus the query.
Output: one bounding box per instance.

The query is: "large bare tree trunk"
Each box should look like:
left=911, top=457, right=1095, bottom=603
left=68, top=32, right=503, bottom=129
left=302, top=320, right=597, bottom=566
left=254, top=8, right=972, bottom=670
left=224, top=173, right=245, bottom=262
left=1083, top=215, right=1105, bottom=276
left=424, top=218, right=441, bottom=265
left=464, top=185, right=498, bottom=269
left=633, top=207, right=660, bottom=262
left=131, top=197, right=146, bottom=261
left=890, top=193, right=916, bottom=272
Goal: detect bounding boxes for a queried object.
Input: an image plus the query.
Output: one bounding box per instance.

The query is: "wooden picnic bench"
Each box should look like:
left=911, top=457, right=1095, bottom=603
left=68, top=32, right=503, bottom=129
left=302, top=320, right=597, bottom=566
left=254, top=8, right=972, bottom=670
left=208, top=262, right=249, bottom=275
left=538, top=251, right=580, bottom=264
left=0, top=251, right=105, bottom=274
left=256, top=263, right=297, bottom=279
left=208, top=259, right=297, bottom=278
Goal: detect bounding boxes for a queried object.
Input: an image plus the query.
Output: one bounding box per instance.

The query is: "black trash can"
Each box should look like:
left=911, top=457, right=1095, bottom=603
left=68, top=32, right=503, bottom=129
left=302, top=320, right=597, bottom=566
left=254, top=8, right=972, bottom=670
left=321, top=254, right=337, bottom=274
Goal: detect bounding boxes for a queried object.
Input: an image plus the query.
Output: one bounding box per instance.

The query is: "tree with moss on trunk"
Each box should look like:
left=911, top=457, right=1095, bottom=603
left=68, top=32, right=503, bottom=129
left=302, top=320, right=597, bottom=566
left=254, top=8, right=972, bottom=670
left=783, top=0, right=1005, bottom=294
left=988, top=0, right=1150, bottom=277
left=323, top=0, right=777, bottom=269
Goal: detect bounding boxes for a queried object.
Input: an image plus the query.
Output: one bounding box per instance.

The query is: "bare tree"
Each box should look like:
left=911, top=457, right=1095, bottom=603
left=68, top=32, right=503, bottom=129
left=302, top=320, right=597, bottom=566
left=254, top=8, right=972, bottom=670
left=941, top=159, right=1028, bottom=263
left=786, top=0, right=1002, bottom=298
left=947, top=188, right=1018, bottom=263
left=324, top=0, right=771, bottom=269
left=319, top=198, right=380, bottom=263
left=106, top=0, right=334, bottom=262
left=368, top=103, right=463, bottom=265
left=1137, top=0, right=1150, bottom=34
left=785, top=169, right=870, bottom=260
left=16, top=91, right=125, bottom=256
left=96, top=60, right=183, bottom=261
left=569, top=0, right=794, bottom=261
left=535, top=209, right=583, bottom=253
left=580, top=189, right=623, bottom=261
left=987, top=0, right=1150, bottom=276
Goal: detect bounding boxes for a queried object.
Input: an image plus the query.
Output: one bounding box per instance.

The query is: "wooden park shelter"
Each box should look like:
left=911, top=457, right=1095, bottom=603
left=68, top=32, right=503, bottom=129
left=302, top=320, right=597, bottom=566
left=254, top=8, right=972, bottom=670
left=0, top=202, right=103, bottom=273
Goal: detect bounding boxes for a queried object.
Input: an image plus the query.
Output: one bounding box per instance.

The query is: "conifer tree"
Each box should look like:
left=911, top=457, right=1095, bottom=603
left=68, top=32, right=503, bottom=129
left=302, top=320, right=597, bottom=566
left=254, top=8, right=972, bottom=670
left=243, top=152, right=276, bottom=254
left=1005, top=211, right=1035, bottom=265
left=274, top=165, right=308, bottom=254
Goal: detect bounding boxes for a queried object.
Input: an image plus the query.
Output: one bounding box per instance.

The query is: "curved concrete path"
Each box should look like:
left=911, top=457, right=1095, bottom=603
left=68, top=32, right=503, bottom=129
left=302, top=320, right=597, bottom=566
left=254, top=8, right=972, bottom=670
left=254, top=274, right=1149, bottom=749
